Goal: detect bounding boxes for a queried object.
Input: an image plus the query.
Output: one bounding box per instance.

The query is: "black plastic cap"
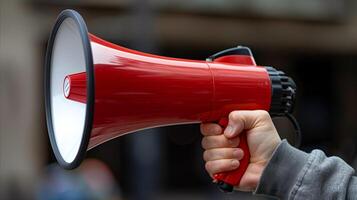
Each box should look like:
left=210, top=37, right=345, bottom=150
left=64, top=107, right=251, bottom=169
left=266, top=67, right=296, bottom=116
left=206, top=46, right=253, bottom=62
left=216, top=181, right=234, bottom=193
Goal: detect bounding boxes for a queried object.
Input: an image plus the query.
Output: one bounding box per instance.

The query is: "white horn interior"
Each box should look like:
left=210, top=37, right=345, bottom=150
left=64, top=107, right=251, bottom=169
left=50, top=17, right=87, bottom=163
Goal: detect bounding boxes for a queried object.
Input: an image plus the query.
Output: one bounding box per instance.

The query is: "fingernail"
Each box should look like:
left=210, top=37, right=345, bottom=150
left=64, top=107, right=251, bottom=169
left=224, top=126, right=234, bottom=136
left=231, top=160, right=239, bottom=168
left=232, top=149, right=240, bottom=158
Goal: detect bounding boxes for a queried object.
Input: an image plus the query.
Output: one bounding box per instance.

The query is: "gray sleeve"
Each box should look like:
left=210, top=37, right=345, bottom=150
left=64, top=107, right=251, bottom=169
left=254, top=140, right=357, bottom=200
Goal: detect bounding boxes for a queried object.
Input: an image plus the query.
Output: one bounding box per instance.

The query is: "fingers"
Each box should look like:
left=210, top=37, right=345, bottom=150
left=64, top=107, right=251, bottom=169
left=200, top=123, right=223, bottom=136
left=203, top=148, right=244, bottom=161
left=205, top=159, right=240, bottom=176
left=224, top=110, right=270, bottom=138
left=201, top=135, right=240, bottom=149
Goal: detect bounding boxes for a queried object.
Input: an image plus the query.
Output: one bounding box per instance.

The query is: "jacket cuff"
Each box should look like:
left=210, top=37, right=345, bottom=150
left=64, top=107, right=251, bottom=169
left=254, top=139, right=309, bottom=198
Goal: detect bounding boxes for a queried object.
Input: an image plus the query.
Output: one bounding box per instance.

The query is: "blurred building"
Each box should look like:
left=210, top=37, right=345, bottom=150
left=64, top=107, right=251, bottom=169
left=1, top=0, right=357, bottom=199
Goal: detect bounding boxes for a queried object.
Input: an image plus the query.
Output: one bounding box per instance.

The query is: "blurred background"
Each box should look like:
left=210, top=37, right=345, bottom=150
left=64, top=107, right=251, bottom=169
left=1, top=0, right=357, bottom=199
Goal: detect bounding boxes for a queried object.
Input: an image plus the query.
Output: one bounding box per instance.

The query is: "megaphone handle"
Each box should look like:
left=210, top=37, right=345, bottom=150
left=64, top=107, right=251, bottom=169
left=213, top=118, right=251, bottom=193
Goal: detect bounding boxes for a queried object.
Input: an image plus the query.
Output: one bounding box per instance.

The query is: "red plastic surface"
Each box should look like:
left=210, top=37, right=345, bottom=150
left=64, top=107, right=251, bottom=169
left=213, top=55, right=256, bottom=66
left=63, top=34, right=271, bottom=186
left=64, top=73, right=86, bottom=103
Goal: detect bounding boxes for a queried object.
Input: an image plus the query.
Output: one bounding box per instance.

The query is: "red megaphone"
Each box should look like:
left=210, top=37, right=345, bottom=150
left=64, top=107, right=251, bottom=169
left=45, top=9, right=296, bottom=192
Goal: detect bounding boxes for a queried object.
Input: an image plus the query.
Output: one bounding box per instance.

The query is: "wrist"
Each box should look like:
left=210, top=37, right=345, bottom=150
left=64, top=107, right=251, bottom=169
left=234, top=160, right=268, bottom=191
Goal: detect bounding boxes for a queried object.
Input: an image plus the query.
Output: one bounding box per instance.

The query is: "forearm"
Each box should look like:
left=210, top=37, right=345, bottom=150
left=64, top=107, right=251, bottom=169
left=255, top=140, right=356, bottom=200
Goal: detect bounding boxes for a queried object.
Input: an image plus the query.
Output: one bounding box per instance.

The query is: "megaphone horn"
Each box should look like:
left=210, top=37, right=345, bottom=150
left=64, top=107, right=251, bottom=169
left=45, top=9, right=297, bottom=192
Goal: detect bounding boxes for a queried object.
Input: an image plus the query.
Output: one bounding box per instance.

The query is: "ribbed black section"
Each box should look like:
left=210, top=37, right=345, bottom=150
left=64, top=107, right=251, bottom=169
left=266, top=67, right=296, bottom=116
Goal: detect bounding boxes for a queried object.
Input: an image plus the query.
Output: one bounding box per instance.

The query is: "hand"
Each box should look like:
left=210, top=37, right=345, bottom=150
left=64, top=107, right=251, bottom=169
left=201, top=110, right=281, bottom=191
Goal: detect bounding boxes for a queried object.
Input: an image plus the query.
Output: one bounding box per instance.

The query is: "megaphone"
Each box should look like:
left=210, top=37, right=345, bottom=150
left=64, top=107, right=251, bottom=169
left=45, top=9, right=297, bottom=192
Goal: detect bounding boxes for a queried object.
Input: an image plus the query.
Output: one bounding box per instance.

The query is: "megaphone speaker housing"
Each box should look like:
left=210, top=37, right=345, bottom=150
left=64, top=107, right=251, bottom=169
left=45, top=10, right=94, bottom=169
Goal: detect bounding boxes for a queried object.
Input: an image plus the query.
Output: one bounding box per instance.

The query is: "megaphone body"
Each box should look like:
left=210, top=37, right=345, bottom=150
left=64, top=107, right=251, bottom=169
left=45, top=10, right=296, bottom=192
left=70, top=34, right=273, bottom=148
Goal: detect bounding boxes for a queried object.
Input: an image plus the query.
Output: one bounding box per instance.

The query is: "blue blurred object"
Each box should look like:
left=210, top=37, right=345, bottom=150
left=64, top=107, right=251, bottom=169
left=37, top=164, right=92, bottom=200
left=37, top=160, right=121, bottom=200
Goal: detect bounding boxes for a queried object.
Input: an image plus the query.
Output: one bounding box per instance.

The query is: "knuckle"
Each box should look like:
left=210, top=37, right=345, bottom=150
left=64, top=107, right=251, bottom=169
left=200, top=124, right=210, bottom=135
left=203, top=150, right=210, bottom=161
left=229, top=111, right=240, bottom=122
left=200, top=124, right=206, bottom=134
left=201, top=137, right=208, bottom=149
left=257, top=110, right=270, bottom=120
left=205, top=161, right=213, bottom=173
left=201, top=124, right=222, bottom=136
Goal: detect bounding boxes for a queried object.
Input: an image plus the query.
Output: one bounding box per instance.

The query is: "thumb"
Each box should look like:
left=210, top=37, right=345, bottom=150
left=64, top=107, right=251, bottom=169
left=224, top=110, right=265, bottom=138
